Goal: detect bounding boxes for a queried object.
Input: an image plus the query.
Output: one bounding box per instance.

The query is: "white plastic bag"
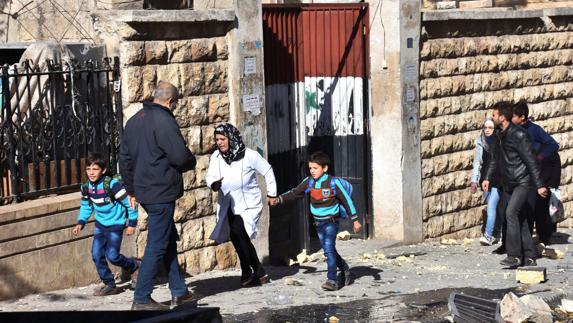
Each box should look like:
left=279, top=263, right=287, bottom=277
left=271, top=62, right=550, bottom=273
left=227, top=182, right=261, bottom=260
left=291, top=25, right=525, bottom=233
left=549, top=188, right=565, bottom=224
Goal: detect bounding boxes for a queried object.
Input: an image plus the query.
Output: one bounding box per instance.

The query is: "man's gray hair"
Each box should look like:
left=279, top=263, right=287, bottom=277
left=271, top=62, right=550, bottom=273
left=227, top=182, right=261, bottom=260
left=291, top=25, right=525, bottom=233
left=153, top=82, right=179, bottom=102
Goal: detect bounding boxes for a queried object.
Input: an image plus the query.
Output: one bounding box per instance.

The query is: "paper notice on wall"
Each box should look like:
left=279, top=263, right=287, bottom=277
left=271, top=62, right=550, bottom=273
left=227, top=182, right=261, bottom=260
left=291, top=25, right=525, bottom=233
left=405, top=64, right=417, bottom=82
left=406, top=86, right=416, bottom=103
left=244, top=57, right=257, bottom=75
left=242, top=94, right=260, bottom=113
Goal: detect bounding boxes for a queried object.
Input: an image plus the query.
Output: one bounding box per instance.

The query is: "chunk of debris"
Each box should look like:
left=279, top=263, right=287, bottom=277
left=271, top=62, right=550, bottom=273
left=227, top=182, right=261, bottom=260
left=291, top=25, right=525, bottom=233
left=284, top=278, right=304, bottom=286
left=328, top=315, right=340, bottom=323
left=396, top=256, right=411, bottom=262
left=287, top=258, right=298, bottom=267
left=500, top=292, right=533, bottom=323
left=296, top=249, right=308, bottom=264
left=520, top=294, right=552, bottom=323
left=440, top=238, right=459, bottom=245
left=361, top=253, right=373, bottom=260
left=307, top=251, right=325, bottom=262
left=561, top=299, right=573, bottom=313
left=336, top=231, right=351, bottom=241
left=516, top=267, right=547, bottom=284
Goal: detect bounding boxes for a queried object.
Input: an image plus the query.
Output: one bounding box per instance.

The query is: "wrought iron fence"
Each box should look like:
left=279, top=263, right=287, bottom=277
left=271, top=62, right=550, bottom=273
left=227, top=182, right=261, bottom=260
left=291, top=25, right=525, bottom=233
left=0, top=57, right=122, bottom=204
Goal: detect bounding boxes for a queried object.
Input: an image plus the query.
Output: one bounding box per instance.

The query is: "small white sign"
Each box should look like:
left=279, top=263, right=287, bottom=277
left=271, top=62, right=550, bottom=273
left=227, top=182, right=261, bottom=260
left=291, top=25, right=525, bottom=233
left=244, top=57, right=257, bottom=75
left=405, top=64, right=417, bottom=82
left=406, top=87, right=416, bottom=102
left=242, top=94, right=260, bottom=112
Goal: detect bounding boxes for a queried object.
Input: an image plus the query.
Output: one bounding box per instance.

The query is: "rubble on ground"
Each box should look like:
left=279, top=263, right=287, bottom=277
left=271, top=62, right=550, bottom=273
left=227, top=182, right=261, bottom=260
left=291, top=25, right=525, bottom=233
left=336, top=231, right=351, bottom=241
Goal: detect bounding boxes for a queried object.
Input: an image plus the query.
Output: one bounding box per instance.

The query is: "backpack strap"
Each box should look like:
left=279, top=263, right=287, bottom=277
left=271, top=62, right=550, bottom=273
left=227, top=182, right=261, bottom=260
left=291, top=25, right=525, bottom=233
left=329, top=177, right=337, bottom=196
left=102, top=175, right=116, bottom=203
left=305, top=178, right=315, bottom=194
left=80, top=179, right=93, bottom=206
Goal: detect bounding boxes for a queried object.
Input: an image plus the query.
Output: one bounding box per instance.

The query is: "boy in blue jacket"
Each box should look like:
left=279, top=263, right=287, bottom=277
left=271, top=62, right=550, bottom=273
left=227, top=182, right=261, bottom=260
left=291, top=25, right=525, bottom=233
left=72, top=152, right=139, bottom=296
left=270, top=152, right=362, bottom=291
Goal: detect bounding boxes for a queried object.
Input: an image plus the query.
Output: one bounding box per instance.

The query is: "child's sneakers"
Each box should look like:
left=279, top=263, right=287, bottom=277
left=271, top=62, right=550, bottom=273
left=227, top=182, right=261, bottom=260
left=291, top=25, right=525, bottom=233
left=479, top=234, right=498, bottom=246
left=93, top=284, right=120, bottom=296
left=321, top=280, right=339, bottom=291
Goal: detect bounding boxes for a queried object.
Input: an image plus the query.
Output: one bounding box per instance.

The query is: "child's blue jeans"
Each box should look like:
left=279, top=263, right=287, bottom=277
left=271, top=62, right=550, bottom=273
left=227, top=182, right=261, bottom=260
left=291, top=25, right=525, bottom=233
left=315, top=220, right=349, bottom=281
left=92, top=226, right=138, bottom=287
left=483, top=187, right=501, bottom=238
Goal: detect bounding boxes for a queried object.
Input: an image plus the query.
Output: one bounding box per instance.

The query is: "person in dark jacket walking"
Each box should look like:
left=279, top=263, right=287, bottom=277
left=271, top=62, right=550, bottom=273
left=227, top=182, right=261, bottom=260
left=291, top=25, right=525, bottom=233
left=512, top=101, right=561, bottom=245
left=482, top=102, right=548, bottom=268
left=120, top=82, right=197, bottom=310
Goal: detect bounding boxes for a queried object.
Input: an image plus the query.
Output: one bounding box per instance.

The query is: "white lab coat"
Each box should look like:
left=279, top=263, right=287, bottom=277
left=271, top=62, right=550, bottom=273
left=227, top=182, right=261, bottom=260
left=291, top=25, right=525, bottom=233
left=206, top=148, right=277, bottom=243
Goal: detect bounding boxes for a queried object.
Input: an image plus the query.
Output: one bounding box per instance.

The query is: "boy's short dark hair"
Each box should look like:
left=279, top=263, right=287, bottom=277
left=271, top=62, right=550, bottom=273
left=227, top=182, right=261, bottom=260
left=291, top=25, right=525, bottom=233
left=309, top=151, right=330, bottom=167
left=86, top=152, right=108, bottom=170
left=493, top=102, right=513, bottom=121
left=513, top=101, right=529, bottom=119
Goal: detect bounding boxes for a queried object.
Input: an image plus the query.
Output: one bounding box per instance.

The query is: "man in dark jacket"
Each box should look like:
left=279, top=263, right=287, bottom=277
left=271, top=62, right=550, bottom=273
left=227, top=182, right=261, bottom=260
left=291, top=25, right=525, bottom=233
left=512, top=101, right=560, bottom=245
left=120, top=82, right=197, bottom=310
left=482, top=102, right=548, bottom=268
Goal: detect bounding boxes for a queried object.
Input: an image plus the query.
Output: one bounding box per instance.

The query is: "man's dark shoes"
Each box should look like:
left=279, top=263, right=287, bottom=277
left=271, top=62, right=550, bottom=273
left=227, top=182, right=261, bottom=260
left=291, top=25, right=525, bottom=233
left=171, top=293, right=199, bottom=308
left=500, top=256, right=521, bottom=268
left=321, top=280, right=339, bottom=291
left=93, top=284, right=120, bottom=296
left=523, top=258, right=537, bottom=267
left=492, top=245, right=506, bottom=255
left=258, top=274, right=270, bottom=285
left=131, top=298, right=169, bottom=311
left=240, top=274, right=254, bottom=287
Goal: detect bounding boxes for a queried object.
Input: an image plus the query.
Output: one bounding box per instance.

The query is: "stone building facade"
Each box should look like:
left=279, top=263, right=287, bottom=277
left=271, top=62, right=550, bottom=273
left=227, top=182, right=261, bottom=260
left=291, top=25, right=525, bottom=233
left=420, top=12, right=573, bottom=238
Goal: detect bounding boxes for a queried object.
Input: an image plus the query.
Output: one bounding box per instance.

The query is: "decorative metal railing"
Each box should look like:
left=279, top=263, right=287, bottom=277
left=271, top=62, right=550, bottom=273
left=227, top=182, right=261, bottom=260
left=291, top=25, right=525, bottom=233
left=0, top=57, right=122, bottom=204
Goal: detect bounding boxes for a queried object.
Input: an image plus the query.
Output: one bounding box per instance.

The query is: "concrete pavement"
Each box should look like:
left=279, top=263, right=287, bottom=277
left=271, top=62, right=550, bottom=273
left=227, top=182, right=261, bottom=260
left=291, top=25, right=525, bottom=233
left=0, top=229, right=571, bottom=321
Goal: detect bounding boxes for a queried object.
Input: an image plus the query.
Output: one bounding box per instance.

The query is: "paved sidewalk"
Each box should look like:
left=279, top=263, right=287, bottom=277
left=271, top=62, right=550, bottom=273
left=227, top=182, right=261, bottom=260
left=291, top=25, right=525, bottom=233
left=0, top=229, right=571, bottom=321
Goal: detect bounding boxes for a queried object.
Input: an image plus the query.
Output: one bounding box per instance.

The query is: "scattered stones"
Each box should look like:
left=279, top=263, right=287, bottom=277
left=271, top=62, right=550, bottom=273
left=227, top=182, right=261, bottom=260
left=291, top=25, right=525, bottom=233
left=307, top=251, right=325, bottom=263
left=520, top=295, right=552, bottom=323
left=500, top=292, right=533, bottom=323
left=284, top=278, right=304, bottom=286
left=440, top=238, right=459, bottom=245
left=336, top=231, right=351, bottom=241
left=561, top=299, right=573, bottom=313
left=516, top=267, right=547, bottom=285
left=296, top=249, right=308, bottom=264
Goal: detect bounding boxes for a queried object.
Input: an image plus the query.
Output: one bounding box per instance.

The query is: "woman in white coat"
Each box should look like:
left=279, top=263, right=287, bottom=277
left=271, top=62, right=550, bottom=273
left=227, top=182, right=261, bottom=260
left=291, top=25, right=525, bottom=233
left=206, top=123, right=277, bottom=287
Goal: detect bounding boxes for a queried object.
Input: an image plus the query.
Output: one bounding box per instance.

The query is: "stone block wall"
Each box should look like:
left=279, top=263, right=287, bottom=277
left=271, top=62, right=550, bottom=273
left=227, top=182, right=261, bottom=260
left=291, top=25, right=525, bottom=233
left=119, top=34, right=237, bottom=274
left=420, top=16, right=573, bottom=239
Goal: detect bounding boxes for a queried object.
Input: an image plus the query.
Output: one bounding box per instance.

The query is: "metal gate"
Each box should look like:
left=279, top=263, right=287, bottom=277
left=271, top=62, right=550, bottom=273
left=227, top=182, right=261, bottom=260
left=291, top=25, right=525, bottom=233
left=263, top=3, right=371, bottom=263
left=0, top=58, right=122, bottom=204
